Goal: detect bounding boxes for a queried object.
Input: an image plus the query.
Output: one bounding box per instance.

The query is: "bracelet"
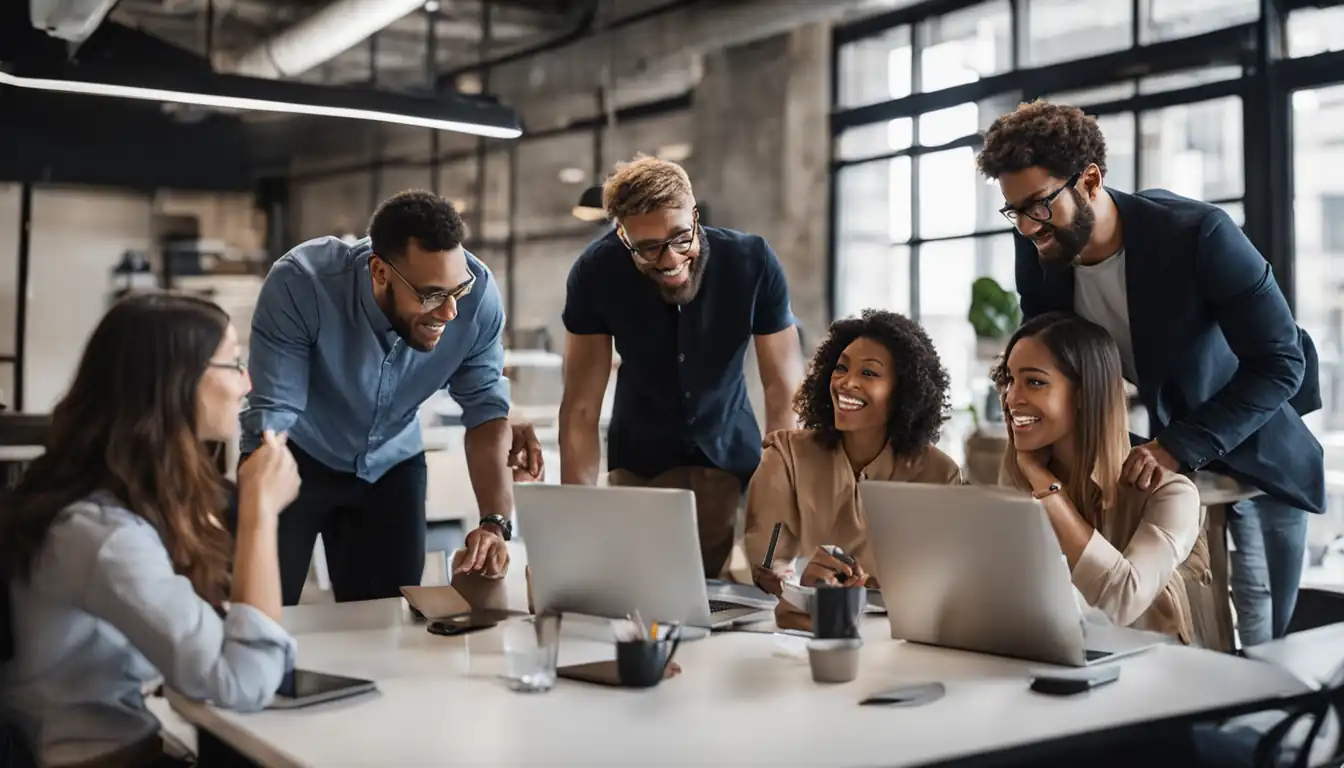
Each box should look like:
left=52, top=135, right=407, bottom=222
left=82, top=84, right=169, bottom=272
left=1031, top=482, right=1063, bottom=500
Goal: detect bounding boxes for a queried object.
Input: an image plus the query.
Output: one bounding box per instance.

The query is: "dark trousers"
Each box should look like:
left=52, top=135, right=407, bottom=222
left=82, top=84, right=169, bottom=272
left=273, top=445, right=427, bottom=606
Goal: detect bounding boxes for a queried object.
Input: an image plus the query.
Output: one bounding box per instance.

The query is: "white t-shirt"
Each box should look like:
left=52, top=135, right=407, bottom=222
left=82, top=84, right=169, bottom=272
left=1073, top=249, right=1139, bottom=384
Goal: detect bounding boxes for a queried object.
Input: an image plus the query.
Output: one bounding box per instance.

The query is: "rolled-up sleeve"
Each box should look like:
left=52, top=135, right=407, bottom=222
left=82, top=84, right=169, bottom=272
left=447, top=271, right=510, bottom=429
left=240, top=257, right=318, bottom=455
left=76, top=523, right=296, bottom=712
left=1070, top=477, right=1201, bottom=627
left=744, top=437, right=803, bottom=576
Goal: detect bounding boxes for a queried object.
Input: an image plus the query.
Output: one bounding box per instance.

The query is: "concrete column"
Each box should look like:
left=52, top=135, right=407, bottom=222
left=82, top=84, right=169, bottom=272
left=689, top=23, right=831, bottom=428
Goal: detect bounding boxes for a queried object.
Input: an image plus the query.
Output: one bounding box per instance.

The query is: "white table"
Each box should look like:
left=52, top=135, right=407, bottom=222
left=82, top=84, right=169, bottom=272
left=170, top=601, right=1311, bottom=767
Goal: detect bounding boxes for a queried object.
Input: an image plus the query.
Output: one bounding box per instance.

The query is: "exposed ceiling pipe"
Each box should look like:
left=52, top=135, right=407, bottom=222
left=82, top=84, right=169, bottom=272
left=232, top=0, right=424, bottom=79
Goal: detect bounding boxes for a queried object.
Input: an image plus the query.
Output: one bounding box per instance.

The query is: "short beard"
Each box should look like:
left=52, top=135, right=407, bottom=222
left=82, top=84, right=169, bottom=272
left=376, top=289, right=431, bottom=352
left=654, top=227, right=710, bottom=305
left=1039, top=188, right=1095, bottom=267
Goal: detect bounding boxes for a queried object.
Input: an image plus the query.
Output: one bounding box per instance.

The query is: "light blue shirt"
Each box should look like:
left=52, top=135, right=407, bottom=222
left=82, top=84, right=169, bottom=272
left=240, top=236, right=510, bottom=481
left=1, top=493, right=296, bottom=766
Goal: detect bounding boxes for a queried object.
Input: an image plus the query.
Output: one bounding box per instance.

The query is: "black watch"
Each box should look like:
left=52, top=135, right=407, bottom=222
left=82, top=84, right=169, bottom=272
left=478, top=514, right=513, bottom=541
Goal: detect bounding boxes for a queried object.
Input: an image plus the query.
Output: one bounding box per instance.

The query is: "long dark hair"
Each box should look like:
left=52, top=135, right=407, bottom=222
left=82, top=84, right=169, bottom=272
left=990, top=312, right=1130, bottom=514
left=0, top=293, right=235, bottom=605
left=794, top=309, right=951, bottom=456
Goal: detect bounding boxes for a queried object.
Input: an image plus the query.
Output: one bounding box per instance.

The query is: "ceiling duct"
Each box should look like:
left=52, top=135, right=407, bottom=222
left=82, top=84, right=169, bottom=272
left=232, top=0, right=427, bottom=79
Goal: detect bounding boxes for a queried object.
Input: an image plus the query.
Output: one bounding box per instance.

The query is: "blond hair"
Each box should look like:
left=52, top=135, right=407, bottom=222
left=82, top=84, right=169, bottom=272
left=602, top=154, right=694, bottom=219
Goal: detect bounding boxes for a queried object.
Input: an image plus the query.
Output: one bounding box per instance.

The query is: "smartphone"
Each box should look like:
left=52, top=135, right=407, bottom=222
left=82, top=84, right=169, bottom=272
left=1029, top=664, right=1121, bottom=695
left=269, top=669, right=377, bottom=709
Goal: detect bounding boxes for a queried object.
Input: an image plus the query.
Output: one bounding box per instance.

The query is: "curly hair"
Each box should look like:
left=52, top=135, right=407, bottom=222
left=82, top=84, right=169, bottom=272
left=794, top=310, right=951, bottom=456
left=368, top=189, right=467, bottom=261
left=977, top=101, right=1108, bottom=180
left=602, top=154, right=694, bottom=219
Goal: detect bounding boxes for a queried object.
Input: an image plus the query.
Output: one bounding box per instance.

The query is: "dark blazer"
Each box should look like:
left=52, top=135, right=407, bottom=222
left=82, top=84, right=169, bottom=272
left=1014, top=188, right=1325, bottom=514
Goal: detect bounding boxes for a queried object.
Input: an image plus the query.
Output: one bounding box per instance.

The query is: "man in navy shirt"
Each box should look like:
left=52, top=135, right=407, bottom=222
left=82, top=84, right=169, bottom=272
left=242, top=191, right=542, bottom=605
left=559, top=156, right=805, bottom=578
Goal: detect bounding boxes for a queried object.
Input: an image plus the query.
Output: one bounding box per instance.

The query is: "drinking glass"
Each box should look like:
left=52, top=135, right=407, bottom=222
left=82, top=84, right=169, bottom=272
left=500, top=612, right=561, bottom=693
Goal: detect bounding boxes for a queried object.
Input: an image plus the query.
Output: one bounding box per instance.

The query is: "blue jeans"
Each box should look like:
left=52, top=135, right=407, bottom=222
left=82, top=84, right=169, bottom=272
left=1226, top=496, right=1310, bottom=646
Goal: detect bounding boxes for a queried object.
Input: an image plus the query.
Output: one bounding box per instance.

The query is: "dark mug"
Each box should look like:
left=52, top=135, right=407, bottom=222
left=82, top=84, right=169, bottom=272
left=616, top=634, right=682, bottom=688
left=812, top=585, right=865, bottom=639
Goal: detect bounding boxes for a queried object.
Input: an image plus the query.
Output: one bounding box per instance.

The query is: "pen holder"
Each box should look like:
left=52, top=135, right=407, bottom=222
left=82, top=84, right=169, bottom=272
left=811, top=585, right=865, bottom=640
left=616, top=635, right=682, bottom=688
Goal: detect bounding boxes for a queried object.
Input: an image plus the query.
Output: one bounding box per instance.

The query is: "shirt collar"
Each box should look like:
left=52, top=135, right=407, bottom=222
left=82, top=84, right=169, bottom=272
left=353, top=238, right=393, bottom=334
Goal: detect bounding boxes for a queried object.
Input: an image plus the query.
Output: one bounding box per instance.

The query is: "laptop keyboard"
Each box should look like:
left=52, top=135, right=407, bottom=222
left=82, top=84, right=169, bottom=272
left=709, top=599, right=739, bottom=613
left=1085, top=649, right=1113, bottom=662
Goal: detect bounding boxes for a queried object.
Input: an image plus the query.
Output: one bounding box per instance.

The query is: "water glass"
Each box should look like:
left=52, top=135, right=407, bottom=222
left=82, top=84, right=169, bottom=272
left=501, top=612, right=562, bottom=693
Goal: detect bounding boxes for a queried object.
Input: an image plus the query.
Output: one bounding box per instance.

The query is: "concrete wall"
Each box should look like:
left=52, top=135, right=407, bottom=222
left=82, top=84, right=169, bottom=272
left=284, top=24, right=833, bottom=423
left=0, top=185, right=262, bottom=413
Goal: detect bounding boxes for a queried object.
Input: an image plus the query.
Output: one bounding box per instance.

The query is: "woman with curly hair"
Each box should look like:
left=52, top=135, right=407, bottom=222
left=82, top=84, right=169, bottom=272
left=743, top=310, right=962, bottom=606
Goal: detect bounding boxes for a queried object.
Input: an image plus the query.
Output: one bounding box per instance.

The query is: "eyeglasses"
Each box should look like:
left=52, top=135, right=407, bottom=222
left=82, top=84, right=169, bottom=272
left=208, top=359, right=247, bottom=375
left=619, top=208, right=699, bottom=262
left=999, top=172, right=1081, bottom=225
left=379, top=256, right=476, bottom=313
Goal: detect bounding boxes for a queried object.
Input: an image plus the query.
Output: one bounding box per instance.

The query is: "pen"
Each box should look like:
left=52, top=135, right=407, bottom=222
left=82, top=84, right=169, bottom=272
left=650, top=621, right=659, bottom=641
left=762, top=522, right=783, bottom=568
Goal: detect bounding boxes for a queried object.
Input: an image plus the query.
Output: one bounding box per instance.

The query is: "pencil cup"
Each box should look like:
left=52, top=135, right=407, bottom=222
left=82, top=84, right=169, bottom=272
left=811, top=585, right=865, bottom=640
left=616, top=635, right=682, bottom=688
left=807, top=638, right=862, bottom=684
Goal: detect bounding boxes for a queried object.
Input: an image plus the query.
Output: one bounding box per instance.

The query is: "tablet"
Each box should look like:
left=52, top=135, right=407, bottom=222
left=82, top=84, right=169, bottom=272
left=268, top=669, right=377, bottom=709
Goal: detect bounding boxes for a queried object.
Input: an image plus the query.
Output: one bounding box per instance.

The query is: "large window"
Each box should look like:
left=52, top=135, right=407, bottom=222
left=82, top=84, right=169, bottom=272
left=1292, top=84, right=1344, bottom=450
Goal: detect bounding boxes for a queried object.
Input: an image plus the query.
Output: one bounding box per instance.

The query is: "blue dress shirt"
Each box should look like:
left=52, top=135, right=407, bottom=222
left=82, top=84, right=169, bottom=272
left=240, top=236, right=510, bottom=482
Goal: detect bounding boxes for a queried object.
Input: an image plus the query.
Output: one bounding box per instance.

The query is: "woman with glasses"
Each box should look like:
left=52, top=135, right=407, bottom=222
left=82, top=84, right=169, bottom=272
left=0, top=293, right=299, bottom=766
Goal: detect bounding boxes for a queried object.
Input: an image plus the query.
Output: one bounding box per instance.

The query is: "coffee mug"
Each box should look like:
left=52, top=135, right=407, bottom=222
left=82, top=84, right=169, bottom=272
left=616, top=634, right=682, bottom=688
left=811, top=585, right=865, bottom=639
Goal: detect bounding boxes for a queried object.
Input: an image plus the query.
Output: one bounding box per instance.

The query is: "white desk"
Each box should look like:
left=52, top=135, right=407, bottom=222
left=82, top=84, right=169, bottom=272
left=170, top=602, right=1310, bottom=767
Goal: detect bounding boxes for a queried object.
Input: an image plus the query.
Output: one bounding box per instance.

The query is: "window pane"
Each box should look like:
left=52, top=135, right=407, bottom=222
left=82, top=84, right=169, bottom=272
left=837, top=246, right=911, bottom=320
left=918, top=147, right=1007, bottom=239
left=837, top=26, right=912, bottom=108
left=917, top=0, right=1012, bottom=92
left=1292, top=84, right=1344, bottom=451
left=919, top=92, right=1021, bottom=147
left=1044, top=82, right=1137, bottom=106
left=1138, top=65, right=1242, bottom=95
left=835, top=118, right=913, bottom=162
left=1098, top=113, right=1136, bottom=193
left=1027, top=0, right=1132, bottom=67
left=1287, top=6, right=1344, bottom=58
left=916, top=234, right=1018, bottom=463
left=1219, top=200, right=1244, bottom=227
left=835, top=161, right=912, bottom=317
left=1138, top=97, right=1243, bottom=201
left=1138, top=0, right=1257, bottom=45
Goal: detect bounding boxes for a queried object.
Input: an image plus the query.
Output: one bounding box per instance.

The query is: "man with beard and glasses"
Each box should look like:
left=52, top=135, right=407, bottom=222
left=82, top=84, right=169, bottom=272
left=241, top=190, right=544, bottom=605
left=978, top=101, right=1324, bottom=646
left=559, top=155, right=805, bottom=578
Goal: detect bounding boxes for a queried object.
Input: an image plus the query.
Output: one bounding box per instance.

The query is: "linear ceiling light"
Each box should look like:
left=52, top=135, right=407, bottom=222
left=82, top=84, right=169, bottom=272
left=0, top=69, right=523, bottom=139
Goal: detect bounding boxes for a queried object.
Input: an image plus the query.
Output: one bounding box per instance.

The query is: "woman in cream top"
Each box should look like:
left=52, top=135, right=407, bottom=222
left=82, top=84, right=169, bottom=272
left=994, top=312, right=1217, bottom=646
left=744, top=310, right=963, bottom=597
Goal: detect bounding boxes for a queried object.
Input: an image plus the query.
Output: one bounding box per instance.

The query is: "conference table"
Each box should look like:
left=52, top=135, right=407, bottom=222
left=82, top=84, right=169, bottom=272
left=169, top=597, right=1314, bottom=767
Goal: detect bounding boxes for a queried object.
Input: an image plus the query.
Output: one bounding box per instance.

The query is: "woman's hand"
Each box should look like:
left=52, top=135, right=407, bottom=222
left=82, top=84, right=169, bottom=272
left=238, top=430, right=301, bottom=520
left=1015, top=446, right=1057, bottom=490
left=800, top=547, right=867, bottom=588
left=752, top=565, right=788, bottom=598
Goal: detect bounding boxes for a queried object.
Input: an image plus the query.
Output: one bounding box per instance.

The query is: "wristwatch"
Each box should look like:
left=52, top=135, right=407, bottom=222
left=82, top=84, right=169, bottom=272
left=1032, top=482, right=1063, bottom=500
left=478, top=514, right=513, bottom=541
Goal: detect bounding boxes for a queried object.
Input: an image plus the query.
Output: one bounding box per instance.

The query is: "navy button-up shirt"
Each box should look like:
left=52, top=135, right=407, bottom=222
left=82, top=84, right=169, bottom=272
left=240, top=236, right=510, bottom=481
left=562, top=226, right=796, bottom=487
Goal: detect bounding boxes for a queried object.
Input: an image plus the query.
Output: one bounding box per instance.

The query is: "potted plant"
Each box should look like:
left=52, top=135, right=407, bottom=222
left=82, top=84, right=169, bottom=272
left=967, top=276, right=1021, bottom=361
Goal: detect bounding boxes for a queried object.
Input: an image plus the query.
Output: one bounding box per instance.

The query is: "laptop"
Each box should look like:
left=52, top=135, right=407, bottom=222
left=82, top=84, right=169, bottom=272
left=514, top=484, right=771, bottom=630
left=859, top=482, right=1163, bottom=667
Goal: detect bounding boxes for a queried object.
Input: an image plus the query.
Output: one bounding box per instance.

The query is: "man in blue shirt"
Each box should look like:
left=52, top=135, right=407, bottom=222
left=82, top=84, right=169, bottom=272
left=559, top=156, right=805, bottom=578
left=242, top=191, right=542, bottom=605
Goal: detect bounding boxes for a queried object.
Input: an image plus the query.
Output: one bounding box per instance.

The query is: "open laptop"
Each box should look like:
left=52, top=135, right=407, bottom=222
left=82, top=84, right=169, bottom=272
left=859, top=482, right=1164, bottom=667
left=514, top=484, right=771, bottom=630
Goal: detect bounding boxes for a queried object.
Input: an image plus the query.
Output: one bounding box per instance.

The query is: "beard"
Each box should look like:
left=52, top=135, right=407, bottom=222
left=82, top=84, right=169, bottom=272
left=644, top=226, right=710, bottom=305
left=1034, top=188, right=1095, bottom=267
left=376, top=291, right=433, bottom=352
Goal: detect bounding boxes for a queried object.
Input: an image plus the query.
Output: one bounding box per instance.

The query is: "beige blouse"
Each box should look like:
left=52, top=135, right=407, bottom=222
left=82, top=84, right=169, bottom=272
left=744, top=429, right=964, bottom=579
left=1002, top=465, right=1218, bottom=647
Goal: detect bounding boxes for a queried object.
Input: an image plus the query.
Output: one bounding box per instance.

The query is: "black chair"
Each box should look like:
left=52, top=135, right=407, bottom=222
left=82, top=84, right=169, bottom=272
left=1, top=563, right=37, bottom=768
left=1286, top=587, right=1344, bottom=635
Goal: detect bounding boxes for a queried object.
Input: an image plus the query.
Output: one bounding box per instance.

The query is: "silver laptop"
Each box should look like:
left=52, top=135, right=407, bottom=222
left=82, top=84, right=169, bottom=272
left=514, top=484, right=771, bottom=630
left=859, top=482, right=1163, bottom=667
